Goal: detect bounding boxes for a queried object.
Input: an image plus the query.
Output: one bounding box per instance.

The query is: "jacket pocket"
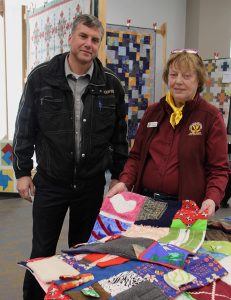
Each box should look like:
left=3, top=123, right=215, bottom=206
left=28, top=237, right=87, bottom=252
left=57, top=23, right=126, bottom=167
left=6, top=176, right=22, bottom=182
left=95, top=96, right=116, bottom=116
left=40, top=96, right=64, bottom=112
left=38, top=95, right=72, bottom=132
left=94, top=96, right=116, bottom=130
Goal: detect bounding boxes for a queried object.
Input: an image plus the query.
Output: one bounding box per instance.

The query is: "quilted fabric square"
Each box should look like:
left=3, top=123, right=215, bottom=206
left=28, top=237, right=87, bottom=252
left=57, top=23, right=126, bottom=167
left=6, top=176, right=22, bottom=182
left=158, top=227, right=206, bottom=253
left=98, top=270, right=144, bottom=296
left=135, top=199, right=182, bottom=227
left=136, top=197, right=168, bottom=221
left=63, top=236, right=154, bottom=260
left=202, top=241, right=231, bottom=256
left=67, top=282, right=111, bottom=300
left=172, top=200, right=208, bottom=228
left=88, top=214, right=131, bottom=243
left=134, top=253, right=228, bottom=299
left=45, top=282, right=70, bottom=300
left=163, top=269, right=196, bottom=290
left=114, top=280, right=168, bottom=300
left=138, top=241, right=192, bottom=269
left=19, top=255, right=79, bottom=283
left=60, top=254, right=93, bottom=273
left=188, top=279, right=231, bottom=299
left=122, top=224, right=169, bottom=240
left=101, top=192, right=145, bottom=222
left=171, top=219, right=208, bottom=231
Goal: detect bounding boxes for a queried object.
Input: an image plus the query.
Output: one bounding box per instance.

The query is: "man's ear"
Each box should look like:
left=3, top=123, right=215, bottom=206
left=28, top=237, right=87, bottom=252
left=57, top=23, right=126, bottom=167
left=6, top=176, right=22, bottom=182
left=68, top=33, right=72, bottom=46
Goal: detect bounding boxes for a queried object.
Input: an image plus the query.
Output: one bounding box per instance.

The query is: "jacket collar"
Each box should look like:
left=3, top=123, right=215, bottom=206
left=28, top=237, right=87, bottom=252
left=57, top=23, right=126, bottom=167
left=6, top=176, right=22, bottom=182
left=64, top=55, right=94, bottom=80
left=161, top=92, right=201, bottom=113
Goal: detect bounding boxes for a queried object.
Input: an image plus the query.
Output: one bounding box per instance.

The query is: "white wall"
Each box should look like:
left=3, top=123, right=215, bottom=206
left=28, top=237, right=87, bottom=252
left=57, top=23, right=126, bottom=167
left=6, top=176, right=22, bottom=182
left=186, top=0, right=231, bottom=60
left=185, top=0, right=200, bottom=51
left=0, top=15, right=7, bottom=139
left=199, top=0, right=231, bottom=59
left=4, top=0, right=24, bottom=140
left=106, top=0, right=187, bottom=101
left=1, top=0, right=27, bottom=140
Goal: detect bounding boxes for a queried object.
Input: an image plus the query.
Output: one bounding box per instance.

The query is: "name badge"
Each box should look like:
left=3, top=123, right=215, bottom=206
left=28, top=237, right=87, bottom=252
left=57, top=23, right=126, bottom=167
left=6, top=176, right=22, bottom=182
left=147, top=122, right=158, bottom=128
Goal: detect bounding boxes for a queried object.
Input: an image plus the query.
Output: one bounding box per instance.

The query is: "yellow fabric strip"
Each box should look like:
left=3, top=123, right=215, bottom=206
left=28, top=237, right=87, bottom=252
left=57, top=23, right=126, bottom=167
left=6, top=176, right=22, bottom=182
left=165, top=91, right=184, bottom=128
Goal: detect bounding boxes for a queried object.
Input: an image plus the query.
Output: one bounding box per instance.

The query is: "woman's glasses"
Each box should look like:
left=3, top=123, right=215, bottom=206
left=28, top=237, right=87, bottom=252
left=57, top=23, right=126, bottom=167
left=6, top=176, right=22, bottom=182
left=171, top=48, right=199, bottom=55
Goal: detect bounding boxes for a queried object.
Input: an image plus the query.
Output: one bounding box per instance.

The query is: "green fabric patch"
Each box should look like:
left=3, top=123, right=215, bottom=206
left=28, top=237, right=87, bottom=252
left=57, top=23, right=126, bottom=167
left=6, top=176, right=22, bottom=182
left=171, top=219, right=207, bottom=231
left=159, top=228, right=205, bottom=253
left=202, top=241, right=231, bottom=256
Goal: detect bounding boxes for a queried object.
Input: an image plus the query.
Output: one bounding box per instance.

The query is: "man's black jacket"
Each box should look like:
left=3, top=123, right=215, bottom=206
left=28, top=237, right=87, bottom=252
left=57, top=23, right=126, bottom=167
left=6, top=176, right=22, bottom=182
left=13, top=52, right=128, bottom=186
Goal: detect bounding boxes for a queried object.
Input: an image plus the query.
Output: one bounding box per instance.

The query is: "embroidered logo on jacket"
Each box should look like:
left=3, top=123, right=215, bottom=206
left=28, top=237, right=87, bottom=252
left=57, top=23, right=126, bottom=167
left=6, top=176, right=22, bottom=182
left=103, top=89, right=115, bottom=95
left=188, top=122, right=202, bottom=136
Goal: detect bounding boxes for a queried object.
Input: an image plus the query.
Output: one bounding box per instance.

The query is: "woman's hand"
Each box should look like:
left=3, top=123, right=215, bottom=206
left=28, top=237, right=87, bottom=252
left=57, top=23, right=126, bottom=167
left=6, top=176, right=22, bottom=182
left=105, top=182, right=128, bottom=198
left=200, top=199, right=216, bottom=218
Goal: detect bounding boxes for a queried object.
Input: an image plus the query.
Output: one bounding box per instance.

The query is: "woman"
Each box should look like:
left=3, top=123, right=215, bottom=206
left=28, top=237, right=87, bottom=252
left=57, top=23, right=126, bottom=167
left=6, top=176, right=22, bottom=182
left=107, top=49, right=229, bottom=218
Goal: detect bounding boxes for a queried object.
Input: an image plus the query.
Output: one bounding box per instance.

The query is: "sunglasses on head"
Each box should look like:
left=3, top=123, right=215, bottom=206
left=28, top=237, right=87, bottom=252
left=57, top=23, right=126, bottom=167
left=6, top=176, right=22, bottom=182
left=171, top=48, right=199, bottom=55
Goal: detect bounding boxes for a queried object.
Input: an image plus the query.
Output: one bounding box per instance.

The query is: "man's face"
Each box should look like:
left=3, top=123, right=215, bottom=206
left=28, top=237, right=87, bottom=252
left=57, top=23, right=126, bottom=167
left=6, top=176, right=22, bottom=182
left=68, top=23, right=102, bottom=66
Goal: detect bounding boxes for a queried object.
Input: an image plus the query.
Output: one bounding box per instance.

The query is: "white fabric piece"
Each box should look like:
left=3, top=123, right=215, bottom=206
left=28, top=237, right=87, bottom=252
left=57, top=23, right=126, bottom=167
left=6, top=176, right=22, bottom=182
left=27, top=255, right=79, bottom=283
left=219, top=256, right=231, bottom=285
left=164, top=269, right=196, bottom=290
left=122, top=224, right=169, bottom=240
left=110, top=194, right=137, bottom=213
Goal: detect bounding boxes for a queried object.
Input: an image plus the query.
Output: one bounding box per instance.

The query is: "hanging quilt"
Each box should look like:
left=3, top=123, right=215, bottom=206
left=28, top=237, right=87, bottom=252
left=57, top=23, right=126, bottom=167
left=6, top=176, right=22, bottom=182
left=27, top=0, right=92, bottom=72
left=0, top=140, right=16, bottom=192
left=202, top=58, right=231, bottom=131
left=106, top=24, right=156, bottom=148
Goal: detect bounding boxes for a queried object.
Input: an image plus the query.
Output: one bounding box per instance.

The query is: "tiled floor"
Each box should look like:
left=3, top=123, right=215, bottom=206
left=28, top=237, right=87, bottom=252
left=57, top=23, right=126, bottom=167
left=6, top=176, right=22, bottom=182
left=0, top=194, right=230, bottom=299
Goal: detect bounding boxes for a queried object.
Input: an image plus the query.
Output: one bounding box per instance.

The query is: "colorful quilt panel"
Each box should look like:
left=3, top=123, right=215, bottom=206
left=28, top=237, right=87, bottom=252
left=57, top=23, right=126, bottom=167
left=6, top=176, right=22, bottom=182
left=88, top=213, right=131, bottom=243
left=138, top=241, right=192, bottom=269
left=202, top=58, right=231, bottom=131
left=158, top=228, right=206, bottom=253
left=100, top=192, right=146, bottom=223
left=88, top=193, right=207, bottom=252
left=0, top=140, right=16, bottom=192
left=0, top=141, right=13, bottom=166
left=134, top=253, right=228, bottom=299
left=172, top=199, right=208, bottom=228
left=106, top=24, right=156, bottom=148
left=188, top=279, right=231, bottom=300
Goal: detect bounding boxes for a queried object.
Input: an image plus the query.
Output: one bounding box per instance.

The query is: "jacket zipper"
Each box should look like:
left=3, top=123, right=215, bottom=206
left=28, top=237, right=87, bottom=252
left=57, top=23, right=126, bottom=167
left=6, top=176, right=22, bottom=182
left=40, top=97, right=62, bottom=105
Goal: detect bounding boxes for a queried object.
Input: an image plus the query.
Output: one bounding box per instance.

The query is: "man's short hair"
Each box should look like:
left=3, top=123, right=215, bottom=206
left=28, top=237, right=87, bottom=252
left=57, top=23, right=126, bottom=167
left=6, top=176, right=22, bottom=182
left=71, top=14, right=104, bottom=39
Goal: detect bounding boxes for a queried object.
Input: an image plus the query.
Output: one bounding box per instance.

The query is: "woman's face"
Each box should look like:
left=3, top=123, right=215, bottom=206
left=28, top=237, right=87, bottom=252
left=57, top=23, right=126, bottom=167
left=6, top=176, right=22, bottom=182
left=168, top=63, right=199, bottom=107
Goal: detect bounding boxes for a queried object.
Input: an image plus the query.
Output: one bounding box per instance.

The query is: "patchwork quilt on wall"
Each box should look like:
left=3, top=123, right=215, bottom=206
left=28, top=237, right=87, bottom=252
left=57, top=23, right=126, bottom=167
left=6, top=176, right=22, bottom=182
left=0, top=140, right=16, bottom=192
left=27, top=0, right=92, bottom=72
left=202, top=58, right=231, bottom=131
left=106, top=25, right=156, bottom=148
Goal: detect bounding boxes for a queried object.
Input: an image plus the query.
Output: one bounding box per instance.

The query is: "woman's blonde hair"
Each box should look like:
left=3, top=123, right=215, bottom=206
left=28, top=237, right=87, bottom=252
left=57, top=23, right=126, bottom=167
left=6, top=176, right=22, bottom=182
left=162, top=51, right=207, bottom=93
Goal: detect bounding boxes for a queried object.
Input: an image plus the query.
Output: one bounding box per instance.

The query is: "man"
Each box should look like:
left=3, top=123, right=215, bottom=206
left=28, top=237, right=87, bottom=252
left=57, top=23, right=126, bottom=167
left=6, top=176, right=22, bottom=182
left=13, top=14, right=128, bottom=299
